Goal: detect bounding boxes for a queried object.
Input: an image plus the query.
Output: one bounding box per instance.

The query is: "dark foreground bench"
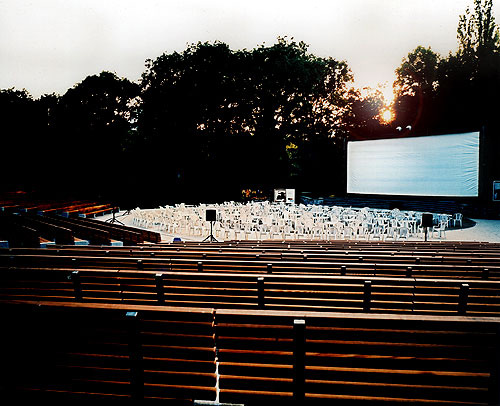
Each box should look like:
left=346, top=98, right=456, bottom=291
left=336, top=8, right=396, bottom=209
left=0, top=301, right=216, bottom=403
left=1, top=301, right=500, bottom=405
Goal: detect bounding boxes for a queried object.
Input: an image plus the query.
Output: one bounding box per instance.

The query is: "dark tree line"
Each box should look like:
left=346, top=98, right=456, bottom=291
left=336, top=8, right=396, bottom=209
left=136, top=38, right=354, bottom=203
left=1, top=0, right=499, bottom=206
left=1, top=38, right=359, bottom=206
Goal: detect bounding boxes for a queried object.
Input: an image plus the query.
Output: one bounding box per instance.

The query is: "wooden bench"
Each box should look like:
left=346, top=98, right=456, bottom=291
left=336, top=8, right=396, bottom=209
left=35, top=201, right=95, bottom=215
left=76, top=217, right=144, bottom=245
left=0, top=215, right=42, bottom=248
left=2, top=266, right=500, bottom=317
left=9, top=214, right=75, bottom=245
left=0, top=300, right=216, bottom=403
left=30, top=243, right=500, bottom=276
left=2, top=300, right=500, bottom=404
left=215, top=309, right=500, bottom=405
left=43, top=215, right=111, bottom=245
left=1, top=245, right=500, bottom=281
left=68, top=204, right=115, bottom=217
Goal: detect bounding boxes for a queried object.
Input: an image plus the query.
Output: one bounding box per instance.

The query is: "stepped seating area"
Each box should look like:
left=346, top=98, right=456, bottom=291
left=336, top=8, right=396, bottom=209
left=0, top=198, right=116, bottom=217
left=0, top=206, right=161, bottom=247
left=2, top=239, right=500, bottom=404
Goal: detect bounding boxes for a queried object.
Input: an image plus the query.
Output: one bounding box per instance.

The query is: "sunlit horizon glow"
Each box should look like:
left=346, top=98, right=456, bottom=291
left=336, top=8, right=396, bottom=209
left=1, top=0, right=498, bottom=98
left=381, top=108, right=395, bottom=124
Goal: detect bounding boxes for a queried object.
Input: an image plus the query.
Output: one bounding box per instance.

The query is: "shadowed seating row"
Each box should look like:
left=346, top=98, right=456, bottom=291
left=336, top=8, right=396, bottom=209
left=1, top=300, right=499, bottom=405
left=0, top=213, right=160, bottom=247
left=1, top=267, right=500, bottom=316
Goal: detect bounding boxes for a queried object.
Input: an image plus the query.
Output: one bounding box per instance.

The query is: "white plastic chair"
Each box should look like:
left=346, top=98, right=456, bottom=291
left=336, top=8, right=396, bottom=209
left=452, top=213, right=463, bottom=228
left=384, top=225, right=397, bottom=241
left=343, top=226, right=355, bottom=240
left=397, top=226, right=409, bottom=240
left=369, top=225, right=384, bottom=241
left=356, top=224, right=369, bottom=240
left=432, top=221, right=447, bottom=239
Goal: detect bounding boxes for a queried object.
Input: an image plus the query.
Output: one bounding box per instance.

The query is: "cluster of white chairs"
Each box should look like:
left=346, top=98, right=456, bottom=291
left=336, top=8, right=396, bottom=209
left=130, top=202, right=462, bottom=241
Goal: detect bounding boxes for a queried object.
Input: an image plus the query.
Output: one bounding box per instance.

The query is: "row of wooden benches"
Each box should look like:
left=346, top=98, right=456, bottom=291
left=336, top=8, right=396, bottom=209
left=3, top=239, right=499, bottom=403
left=1, top=300, right=499, bottom=405
left=219, top=239, right=500, bottom=250
left=0, top=213, right=161, bottom=247
left=30, top=242, right=500, bottom=269
left=1, top=267, right=500, bottom=316
left=0, top=199, right=116, bottom=218
left=2, top=248, right=499, bottom=280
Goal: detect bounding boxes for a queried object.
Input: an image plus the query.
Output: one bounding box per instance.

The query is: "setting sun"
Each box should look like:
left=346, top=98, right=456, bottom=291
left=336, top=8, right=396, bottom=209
left=381, top=109, right=394, bottom=123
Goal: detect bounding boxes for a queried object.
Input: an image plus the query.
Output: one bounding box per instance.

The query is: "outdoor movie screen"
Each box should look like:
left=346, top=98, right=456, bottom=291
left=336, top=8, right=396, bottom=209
left=346, top=131, right=480, bottom=197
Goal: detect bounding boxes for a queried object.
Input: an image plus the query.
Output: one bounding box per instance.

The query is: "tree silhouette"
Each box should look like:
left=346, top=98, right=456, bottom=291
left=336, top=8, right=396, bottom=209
left=393, top=46, right=440, bottom=133
left=137, top=38, right=352, bottom=200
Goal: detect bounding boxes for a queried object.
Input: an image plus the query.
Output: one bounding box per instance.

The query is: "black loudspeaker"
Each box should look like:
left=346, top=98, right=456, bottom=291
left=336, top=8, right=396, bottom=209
left=206, top=209, right=217, bottom=222
left=421, top=213, right=433, bottom=228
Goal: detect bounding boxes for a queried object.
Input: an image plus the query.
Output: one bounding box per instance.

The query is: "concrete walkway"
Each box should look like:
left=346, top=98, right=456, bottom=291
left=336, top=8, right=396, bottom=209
left=443, top=218, right=500, bottom=243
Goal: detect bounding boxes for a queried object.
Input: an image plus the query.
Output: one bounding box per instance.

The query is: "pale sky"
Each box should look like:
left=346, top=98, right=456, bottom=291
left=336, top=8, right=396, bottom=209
left=1, top=0, right=498, bottom=98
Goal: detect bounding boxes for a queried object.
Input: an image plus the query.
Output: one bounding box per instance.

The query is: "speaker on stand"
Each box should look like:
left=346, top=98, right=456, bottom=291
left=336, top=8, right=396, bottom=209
left=203, top=209, right=218, bottom=242
left=421, top=213, right=433, bottom=242
left=106, top=206, right=124, bottom=225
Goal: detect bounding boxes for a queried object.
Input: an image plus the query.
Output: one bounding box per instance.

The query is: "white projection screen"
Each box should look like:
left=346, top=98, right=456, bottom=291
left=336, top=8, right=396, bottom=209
left=347, top=131, right=480, bottom=197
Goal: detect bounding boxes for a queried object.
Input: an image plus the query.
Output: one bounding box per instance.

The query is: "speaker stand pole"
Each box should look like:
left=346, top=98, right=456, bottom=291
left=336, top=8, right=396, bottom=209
left=203, top=221, right=218, bottom=242
left=106, top=209, right=124, bottom=226
left=424, top=226, right=428, bottom=242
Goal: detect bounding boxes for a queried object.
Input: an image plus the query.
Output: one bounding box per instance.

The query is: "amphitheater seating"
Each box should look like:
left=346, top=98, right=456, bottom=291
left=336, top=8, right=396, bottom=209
left=215, top=308, right=499, bottom=405
left=1, top=301, right=216, bottom=403
left=0, top=217, right=40, bottom=248
left=2, top=241, right=499, bottom=280
left=0, top=211, right=161, bottom=247
left=1, top=212, right=75, bottom=245
left=1, top=300, right=499, bottom=405
left=1, top=241, right=500, bottom=317
left=2, top=237, right=500, bottom=404
left=2, top=266, right=500, bottom=316
left=0, top=199, right=114, bottom=217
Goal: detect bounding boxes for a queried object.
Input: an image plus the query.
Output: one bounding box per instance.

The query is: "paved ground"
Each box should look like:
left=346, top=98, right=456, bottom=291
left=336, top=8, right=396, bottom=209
left=443, top=218, right=500, bottom=242
left=98, top=210, right=500, bottom=243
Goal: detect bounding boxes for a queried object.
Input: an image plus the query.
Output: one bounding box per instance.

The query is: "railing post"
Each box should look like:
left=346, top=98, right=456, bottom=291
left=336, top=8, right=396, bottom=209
left=406, top=266, right=413, bottom=278
left=363, top=281, right=372, bottom=312
left=197, top=261, right=203, bottom=272
left=293, top=319, right=306, bottom=404
left=267, top=263, right=273, bottom=274
left=155, top=273, right=164, bottom=304
left=340, top=265, right=346, bottom=276
left=257, top=277, right=265, bottom=309
left=70, top=270, right=82, bottom=301
left=458, top=283, right=469, bottom=315
left=126, top=311, right=143, bottom=401
left=483, top=268, right=490, bottom=279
